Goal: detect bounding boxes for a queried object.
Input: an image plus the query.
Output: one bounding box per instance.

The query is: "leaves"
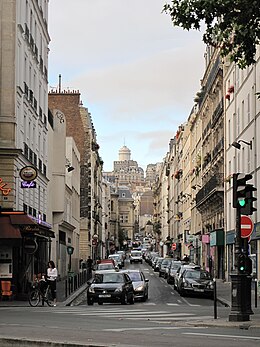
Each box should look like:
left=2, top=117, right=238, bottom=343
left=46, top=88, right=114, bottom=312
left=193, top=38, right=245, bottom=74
left=162, top=0, right=260, bottom=68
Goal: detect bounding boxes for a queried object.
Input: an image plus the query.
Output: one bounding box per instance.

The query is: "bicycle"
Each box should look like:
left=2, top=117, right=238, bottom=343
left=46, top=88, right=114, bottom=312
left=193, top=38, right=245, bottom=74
left=28, top=279, right=55, bottom=307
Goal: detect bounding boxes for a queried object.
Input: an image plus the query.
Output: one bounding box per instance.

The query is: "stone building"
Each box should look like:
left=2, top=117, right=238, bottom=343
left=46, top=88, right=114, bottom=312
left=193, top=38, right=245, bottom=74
left=0, top=0, right=53, bottom=298
left=48, top=89, right=103, bottom=262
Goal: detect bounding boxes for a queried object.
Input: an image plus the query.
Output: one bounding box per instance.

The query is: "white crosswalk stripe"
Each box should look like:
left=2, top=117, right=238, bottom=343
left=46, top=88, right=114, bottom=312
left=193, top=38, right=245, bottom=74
left=20, top=306, right=207, bottom=323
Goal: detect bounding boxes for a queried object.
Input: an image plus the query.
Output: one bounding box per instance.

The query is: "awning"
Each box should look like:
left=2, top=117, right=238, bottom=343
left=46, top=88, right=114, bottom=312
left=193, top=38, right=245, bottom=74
left=9, top=214, right=37, bottom=225
left=0, top=216, right=21, bottom=239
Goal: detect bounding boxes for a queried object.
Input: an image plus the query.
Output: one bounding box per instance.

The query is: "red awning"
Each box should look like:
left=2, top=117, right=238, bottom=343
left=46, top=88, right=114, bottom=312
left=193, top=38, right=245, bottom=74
left=9, top=214, right=36, bottom=225
left=0, top=216, right=21, bottom=239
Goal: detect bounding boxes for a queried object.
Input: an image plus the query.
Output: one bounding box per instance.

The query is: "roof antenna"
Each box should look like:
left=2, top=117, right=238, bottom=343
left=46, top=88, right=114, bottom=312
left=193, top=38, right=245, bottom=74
left=58, top=74, right=61, bottom=93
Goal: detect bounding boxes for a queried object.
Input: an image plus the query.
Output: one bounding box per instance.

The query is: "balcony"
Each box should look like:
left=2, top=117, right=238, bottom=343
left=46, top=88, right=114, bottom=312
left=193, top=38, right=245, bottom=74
left=195, top=173, right=224, bottom=208
left=211, top=99, right=224, bottom=127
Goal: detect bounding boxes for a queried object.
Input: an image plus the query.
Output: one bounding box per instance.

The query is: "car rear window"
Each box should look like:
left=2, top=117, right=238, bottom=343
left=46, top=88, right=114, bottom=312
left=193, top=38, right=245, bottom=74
left=94, top=273, right=124, bottom=283
left=131, top=252, right=141, bottom=257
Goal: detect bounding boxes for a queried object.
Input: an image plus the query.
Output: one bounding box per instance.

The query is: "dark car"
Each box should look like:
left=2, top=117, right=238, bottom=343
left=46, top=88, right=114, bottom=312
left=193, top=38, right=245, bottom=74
left=158, top=258, right=173, bottom=277
left=87, top=271, right=134, bottom=305
left=121, top=269, right=149, bottom=301
left=178, top=268, right=214, bottom=298
left=175, top=263, right=200, bottom=291
left=154, top=257, right=164, bottom=272
left=166, top=260, right=182, bottom=284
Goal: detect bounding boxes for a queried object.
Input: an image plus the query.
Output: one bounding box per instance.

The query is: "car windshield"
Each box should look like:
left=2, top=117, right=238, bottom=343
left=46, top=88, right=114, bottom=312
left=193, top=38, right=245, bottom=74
left=131, top=252, right=141, bottom=257
left=127, top=272, right=142, bottom=282
left=171, top=263, right=181, bottom=270
left=162, top=259, right=171, bottom=265
left=94, top=273, right=124, bottom=284
left=185, top=270, right=211, bottom=280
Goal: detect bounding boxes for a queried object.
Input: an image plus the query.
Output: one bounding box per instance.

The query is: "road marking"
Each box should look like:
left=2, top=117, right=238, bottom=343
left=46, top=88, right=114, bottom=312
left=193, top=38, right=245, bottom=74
left=166, top=303, right=179, bottom=306
left=127, top=315, right=212, bottom=321
left=171, top=292, right=175, bottom=295
left=103, top=326, right=204, bottom=332
left=143, top=302, right=156, bottom=305
left=183, top=333, right=260, bottom=340
left=181, top=297, right=200, bottom=306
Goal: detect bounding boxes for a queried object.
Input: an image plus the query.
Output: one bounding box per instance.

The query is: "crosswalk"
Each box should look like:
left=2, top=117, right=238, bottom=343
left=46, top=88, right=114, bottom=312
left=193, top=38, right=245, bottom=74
left=14, top=306, right=211, bottom=323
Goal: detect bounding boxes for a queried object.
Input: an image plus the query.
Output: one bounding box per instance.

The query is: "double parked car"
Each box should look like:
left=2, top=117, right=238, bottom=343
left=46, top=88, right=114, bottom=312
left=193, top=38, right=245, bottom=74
left=87, top=270, right=135, bottom=305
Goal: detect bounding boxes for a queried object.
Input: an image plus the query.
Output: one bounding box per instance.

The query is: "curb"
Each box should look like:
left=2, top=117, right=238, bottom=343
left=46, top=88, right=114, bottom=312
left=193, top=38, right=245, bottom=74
left=0, top=337, right=107, bottom=347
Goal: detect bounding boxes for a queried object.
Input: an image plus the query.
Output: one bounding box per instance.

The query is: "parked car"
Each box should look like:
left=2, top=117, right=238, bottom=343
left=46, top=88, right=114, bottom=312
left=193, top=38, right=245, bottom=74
left=166, top=260, right=182, bottom=284
left=154, top=257, right=164, bottom=272
left=158, top=258, right=173, bottom=277
left=174, top=263, right=200, bottom=291
left=178, top=268, right=214, bottom=298
left=87, top=270, right=134, bottom=305
left=130, top=250, right=143, bottom=264
left=121, top=269, right=149, bottom=301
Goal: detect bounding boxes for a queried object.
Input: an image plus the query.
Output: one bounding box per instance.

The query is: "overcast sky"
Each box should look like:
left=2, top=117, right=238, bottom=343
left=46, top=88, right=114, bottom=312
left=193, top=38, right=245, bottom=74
left=48, top=0, right=205, bottom=171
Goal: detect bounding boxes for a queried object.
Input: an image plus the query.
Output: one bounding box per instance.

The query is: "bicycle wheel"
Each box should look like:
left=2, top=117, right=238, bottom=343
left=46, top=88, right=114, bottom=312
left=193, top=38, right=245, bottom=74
left=46, top=287, right=54, bottom=307
left=28, top=289, right=40, bottom=307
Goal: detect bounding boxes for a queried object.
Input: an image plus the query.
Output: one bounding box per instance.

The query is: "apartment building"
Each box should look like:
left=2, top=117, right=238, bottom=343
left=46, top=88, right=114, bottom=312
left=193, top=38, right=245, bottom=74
left=0, top=0, right=53, bottom=298
left=224, top=46, right=260, bottom=279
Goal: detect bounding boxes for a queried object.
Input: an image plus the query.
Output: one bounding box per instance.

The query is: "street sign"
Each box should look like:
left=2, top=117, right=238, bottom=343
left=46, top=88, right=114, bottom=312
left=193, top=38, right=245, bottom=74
left=171, top=243, right=177, bottom=251
left=240, top=215, right=254, bottom=238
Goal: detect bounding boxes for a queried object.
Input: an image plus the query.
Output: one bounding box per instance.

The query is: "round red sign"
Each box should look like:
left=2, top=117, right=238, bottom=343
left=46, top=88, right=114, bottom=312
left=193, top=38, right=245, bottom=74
left=171, top=243, right=177, bottom=250
left=240, top=215, right=254, bottom=238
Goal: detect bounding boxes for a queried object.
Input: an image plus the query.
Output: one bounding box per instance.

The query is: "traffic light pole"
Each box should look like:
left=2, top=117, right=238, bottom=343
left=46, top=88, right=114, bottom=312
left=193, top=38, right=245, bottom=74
left=228, top=206, right=253, bottom=321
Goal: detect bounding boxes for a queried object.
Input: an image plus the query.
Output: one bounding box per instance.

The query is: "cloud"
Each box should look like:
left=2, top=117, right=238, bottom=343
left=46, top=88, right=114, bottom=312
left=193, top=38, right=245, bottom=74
left=48, top=0, right=205, bottom=171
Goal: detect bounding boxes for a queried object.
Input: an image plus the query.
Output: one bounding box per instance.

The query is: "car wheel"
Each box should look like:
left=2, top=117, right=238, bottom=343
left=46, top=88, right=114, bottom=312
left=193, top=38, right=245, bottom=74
left=167, top=277, right=171, bottom=284
left=87, top=298, right=93, bottom=305
left=121, top=293, right=128, bottom=305
left=179, top=288, right=185, bottom=297
left=159, top=272, right=162, bottom=277
left=128, top=294, right=134, bottom=305
left=98, top=301, right=103, bottom=305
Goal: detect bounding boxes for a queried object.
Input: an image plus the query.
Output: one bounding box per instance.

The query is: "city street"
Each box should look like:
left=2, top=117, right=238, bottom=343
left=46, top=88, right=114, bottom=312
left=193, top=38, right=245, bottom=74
left=0, top=260, right=260, bottom=346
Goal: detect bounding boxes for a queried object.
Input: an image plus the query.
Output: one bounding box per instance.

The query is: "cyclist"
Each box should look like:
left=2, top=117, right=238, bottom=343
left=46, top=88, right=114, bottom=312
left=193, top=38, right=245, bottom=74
left=47, top=260, right=58, bottom=306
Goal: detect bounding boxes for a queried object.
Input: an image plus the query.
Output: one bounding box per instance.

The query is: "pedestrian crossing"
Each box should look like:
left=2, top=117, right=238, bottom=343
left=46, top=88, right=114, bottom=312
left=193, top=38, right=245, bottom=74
left=12, top=305, right=210, bottom=323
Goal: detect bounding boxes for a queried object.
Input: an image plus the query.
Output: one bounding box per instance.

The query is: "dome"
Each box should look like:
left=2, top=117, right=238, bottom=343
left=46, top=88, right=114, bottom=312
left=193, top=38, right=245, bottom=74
left=118, top=145, right=131, bottom=161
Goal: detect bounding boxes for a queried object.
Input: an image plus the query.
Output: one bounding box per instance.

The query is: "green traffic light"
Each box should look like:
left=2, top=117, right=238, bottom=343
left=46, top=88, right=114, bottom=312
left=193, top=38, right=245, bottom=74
left=240, top=266, right=245, bottom=271
left=238, top=198, right=246, bottom=207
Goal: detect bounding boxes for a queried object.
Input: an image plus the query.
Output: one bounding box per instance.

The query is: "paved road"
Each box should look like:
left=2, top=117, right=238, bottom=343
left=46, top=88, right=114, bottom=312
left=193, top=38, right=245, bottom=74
left=1, top=260, right=260, bottom=346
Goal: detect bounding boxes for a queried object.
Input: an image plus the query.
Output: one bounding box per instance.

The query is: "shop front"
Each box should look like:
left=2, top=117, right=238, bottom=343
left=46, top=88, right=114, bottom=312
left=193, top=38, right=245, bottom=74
left=0, top=212, right=54, bottom=299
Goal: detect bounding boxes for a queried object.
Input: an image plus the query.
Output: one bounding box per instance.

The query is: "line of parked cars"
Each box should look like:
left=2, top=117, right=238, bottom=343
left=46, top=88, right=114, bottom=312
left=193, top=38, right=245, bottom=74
left=143, top=251, right=214, bottom=299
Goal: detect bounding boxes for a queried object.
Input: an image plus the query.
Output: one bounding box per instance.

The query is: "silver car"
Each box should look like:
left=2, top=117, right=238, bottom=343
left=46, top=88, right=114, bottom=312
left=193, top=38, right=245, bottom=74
left=121, top=269, right=149, bottom=301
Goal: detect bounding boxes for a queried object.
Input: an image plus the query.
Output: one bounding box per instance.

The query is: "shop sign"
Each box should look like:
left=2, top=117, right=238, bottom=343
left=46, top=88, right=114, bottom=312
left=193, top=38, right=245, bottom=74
left=0, top=177, right=11, bottom=196
left=21, top=181, right=36, bottom=188
left=19, top=166, right=37, bottom=181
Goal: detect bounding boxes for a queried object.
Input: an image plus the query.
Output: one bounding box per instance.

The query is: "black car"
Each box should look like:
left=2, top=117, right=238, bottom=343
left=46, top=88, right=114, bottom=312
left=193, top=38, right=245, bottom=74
left=87, top=271, right=134, bottom=305
left=178, top=268, right=214, bottom=298
left=121, top=269, right=149, bottom=301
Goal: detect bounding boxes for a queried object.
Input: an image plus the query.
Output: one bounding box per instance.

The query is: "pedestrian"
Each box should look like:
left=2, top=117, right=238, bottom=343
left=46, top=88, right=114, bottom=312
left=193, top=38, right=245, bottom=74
left=47, top=260, right=58, bottom=306
left=86, top=256, right=93, bottom=277
left=182, top=254, right=190, bottom=263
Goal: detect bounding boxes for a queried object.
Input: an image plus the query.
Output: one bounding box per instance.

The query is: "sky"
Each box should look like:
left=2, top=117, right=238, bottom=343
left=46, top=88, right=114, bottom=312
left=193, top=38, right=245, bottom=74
left=48, top=0, right=205, bottom=172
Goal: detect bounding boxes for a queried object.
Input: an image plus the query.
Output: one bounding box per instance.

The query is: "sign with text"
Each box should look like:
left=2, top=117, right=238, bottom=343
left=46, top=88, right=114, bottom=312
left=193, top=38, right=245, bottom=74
left=21, top=181, right=36, bottom=188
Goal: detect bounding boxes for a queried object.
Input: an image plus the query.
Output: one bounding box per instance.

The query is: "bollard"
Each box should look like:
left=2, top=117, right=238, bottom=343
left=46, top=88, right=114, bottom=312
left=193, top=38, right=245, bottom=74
left=213, top=278, right=217, bottom=319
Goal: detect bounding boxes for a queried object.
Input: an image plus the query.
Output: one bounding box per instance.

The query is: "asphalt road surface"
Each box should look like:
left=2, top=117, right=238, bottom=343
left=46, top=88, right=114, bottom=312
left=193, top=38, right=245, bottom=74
left=0, top=260, right=260, bottom=346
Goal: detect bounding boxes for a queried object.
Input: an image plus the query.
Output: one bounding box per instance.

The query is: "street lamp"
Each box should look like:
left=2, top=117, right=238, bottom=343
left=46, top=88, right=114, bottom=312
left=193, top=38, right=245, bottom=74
left=232, top=140, right=252, bottom=150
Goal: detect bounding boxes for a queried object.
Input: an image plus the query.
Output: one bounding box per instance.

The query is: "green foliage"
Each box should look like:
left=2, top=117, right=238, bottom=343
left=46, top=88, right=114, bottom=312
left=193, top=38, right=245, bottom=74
left=163, top=0, right=260, bottom=68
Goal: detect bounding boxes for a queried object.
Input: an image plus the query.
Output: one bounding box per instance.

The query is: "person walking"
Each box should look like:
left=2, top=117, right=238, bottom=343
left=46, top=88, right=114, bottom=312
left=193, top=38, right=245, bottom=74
left=47, top=260, right=58, bottom=306
left=86, top=256, right=93, bottom=278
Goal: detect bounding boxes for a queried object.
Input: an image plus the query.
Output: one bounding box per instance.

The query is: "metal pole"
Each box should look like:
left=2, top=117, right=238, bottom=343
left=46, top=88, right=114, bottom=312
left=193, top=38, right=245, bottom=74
left=255, top=278, right=258, bottom=308
left=213, top=278, right=217, bottom=319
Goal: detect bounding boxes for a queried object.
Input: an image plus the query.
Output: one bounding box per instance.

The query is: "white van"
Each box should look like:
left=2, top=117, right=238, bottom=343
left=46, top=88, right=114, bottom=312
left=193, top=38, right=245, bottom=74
left=130, top=250, right=142, bottom=264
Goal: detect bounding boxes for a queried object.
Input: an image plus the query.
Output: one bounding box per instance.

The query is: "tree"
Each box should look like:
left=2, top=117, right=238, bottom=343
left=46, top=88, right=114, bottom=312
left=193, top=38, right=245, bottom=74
left=163, top=0, right=260, bottom=68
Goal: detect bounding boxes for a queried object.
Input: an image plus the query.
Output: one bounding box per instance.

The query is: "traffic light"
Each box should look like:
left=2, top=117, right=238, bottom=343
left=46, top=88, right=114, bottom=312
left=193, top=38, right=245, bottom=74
left=233, top=173, right=257, bottom=215
left=237, top=253, right=252, bottom=274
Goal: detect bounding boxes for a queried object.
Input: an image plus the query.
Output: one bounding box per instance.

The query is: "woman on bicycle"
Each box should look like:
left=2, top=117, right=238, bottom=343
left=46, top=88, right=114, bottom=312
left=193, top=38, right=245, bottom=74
left=47, top=260, right=58, bottom=306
